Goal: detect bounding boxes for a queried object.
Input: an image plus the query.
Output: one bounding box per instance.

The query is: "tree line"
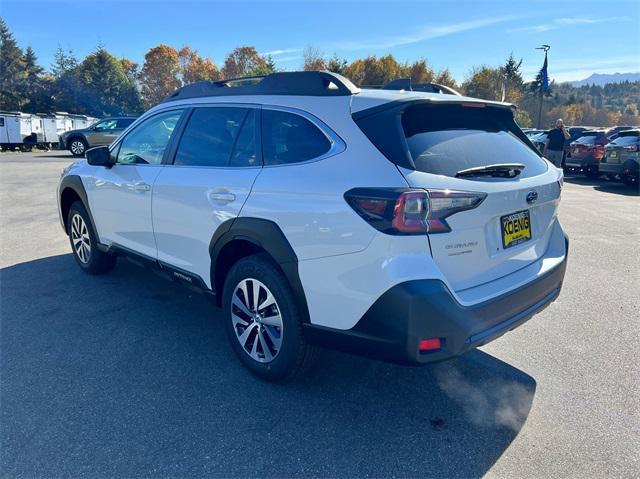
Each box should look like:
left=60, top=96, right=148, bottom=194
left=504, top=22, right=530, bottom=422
left=1, top=18, right=638, bottom=127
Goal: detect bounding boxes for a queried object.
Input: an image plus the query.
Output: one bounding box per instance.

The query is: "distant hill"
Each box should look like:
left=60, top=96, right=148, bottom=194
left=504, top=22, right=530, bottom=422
left=571, top=73, right=640, bottom=87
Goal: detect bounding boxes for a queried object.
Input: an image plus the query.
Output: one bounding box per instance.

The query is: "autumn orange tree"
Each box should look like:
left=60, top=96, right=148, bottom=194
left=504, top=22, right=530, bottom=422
left=139, top=44, right=181, bottom=109
left=178, top=46, right=220, bottom=84
left=221, top=46, right=269, bottom=79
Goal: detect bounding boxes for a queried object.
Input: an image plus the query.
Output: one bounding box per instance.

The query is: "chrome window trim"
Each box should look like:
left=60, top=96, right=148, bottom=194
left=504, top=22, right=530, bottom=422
left=109, top=102, right=346, bottom=169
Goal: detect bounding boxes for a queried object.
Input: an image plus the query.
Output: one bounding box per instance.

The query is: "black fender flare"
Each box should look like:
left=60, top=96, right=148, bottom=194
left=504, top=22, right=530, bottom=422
left=59, top=175, right=100, bottom=242
left=209, top=217, right=310, bottom=323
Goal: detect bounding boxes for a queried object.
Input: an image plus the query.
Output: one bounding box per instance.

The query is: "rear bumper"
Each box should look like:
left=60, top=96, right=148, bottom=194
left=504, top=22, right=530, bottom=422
left=304, top=236, right=569, bottom=364
left=599, top=162, right=624, bottom=175
left=565, top=155, right=598, bottom=169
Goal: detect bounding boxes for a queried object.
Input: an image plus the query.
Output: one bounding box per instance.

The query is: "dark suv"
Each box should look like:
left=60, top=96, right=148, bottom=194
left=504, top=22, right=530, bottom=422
left=59, top=117, right=136, bottom=157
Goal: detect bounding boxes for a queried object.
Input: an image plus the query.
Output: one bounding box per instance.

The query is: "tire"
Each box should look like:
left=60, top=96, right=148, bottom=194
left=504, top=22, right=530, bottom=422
left=222, top=254, right=317, bottom=381
left=69, top=138, right=88, bottom=157
left=67, top=201, right=116, bottom=274
left=585, top=166, right=600, bottom=179
left=622, top=175, right=638, bottom=188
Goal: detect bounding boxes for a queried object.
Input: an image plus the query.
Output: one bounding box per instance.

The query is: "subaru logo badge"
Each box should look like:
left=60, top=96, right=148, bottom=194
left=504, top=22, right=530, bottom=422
left=526, top=191, right=538, bottom=204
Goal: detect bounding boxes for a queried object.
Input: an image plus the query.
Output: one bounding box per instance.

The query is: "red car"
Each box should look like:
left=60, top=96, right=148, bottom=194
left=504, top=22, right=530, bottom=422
left=565, top=129, right=615, bottom=178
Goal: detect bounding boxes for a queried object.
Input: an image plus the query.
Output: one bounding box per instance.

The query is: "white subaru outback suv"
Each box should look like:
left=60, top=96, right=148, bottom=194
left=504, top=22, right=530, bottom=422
left=58, top=71, right=568, bottom=381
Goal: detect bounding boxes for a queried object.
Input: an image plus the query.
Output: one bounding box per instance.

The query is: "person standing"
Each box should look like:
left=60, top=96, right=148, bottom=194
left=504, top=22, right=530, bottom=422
left=544, top=119, right=570, bottom=168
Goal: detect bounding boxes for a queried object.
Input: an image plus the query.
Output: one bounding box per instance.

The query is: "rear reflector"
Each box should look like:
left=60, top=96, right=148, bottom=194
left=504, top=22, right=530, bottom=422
left=419, top=338, right=442, bottom=351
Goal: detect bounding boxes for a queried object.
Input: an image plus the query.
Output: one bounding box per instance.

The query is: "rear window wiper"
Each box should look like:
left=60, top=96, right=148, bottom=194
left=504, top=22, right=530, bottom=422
left=455, top=163, right=525, bottom=178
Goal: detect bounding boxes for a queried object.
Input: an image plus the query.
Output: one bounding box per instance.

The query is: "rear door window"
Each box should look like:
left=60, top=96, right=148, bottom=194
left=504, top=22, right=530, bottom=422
left=261, top=109, right=331, bottom=165
left=174, top=107, right=258, bottom=168
left=401, top=104, right=547, bottom=178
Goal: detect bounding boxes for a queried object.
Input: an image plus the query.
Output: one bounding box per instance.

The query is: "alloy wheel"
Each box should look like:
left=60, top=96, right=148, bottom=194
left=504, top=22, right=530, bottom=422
left=71, top=214, right=91, bottom=263
left=70, top=140, right=85, bottom=155
left=230, top=278, right=283, bottom=363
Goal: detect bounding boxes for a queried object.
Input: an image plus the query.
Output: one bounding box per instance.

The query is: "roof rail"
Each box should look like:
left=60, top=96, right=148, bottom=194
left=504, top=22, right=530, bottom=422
left=162, top=71, right=360, bottom=103
left=382, top=78, right=462, bottom=96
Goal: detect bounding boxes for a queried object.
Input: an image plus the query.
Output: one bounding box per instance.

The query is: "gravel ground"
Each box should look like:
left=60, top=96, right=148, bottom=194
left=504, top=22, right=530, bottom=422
left=1, top=151, right=638, bottom=478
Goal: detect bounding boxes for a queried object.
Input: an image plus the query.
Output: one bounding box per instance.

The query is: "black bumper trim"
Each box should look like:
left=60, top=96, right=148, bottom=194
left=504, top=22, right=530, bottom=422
left=304, top=237, right=568, bottom=364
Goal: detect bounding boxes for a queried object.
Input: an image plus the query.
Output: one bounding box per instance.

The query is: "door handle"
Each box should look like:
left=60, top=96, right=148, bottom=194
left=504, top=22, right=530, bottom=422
left=209, top=192, right=236, bottom=203
left=131, top=182, right=151, bottom=192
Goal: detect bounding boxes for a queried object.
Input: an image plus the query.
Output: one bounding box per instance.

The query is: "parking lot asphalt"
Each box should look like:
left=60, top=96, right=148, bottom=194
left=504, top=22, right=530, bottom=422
left=1, top=150, right=638, bottom=478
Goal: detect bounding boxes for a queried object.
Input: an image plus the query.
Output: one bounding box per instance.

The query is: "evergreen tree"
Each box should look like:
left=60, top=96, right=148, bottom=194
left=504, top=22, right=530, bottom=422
left=0, top=18, right=26, bottom=110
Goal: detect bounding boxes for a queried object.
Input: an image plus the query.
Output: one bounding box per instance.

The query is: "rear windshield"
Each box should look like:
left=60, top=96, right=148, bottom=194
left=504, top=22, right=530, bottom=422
left=400, top=104, right=547, bottom=178
left=609, top=132, right=639, bottom=146
left=574, top=134, right=599, bottom=144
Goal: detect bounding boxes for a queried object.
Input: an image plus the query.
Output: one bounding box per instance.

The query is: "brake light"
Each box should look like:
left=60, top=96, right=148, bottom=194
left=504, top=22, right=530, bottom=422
left=595, top=145, right=605, bottom=159
left=345, top=188, right=486, bottom=235
left=419, top=338, right=442, bottom=352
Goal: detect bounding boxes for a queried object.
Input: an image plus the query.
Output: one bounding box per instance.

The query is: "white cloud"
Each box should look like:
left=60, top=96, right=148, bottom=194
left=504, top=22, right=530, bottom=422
left=260, top=48, right=301, bottom=56
left=338, top=15, right=522, bottom=51
left=508, top=16, right=627, bottom=34
left=273, top=56, right=303, bottom=63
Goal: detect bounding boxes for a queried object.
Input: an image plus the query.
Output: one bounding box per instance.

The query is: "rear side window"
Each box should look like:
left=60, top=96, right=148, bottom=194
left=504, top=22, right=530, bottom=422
left=400, top=104, right=547, bottom=178
left=262, top=110, right=331, bottom=165
left=174, top=107, right=258, bottom=167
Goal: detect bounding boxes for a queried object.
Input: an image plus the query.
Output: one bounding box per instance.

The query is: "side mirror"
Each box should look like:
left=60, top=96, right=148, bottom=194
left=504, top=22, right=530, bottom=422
left=86, top=146, right=114, bottom=167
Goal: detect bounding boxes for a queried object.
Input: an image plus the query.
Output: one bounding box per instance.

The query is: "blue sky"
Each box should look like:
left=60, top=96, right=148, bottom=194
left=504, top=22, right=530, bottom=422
left=3, top=0, right=639, bottom=83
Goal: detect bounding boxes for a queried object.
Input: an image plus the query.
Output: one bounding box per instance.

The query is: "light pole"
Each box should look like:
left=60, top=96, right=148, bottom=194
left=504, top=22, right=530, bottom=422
left=536, top=44, right=550, bottom=129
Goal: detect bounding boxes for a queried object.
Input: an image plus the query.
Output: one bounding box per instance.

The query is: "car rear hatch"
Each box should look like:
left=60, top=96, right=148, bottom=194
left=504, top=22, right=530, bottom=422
left=603, top=130, right=640, bottom=164
left=354, top=99, right=562, bottom=292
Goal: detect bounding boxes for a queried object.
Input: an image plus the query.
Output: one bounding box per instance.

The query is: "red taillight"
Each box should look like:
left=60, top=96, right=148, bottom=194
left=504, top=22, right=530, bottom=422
left=419, top=338, right=442, bottom=351
left=392, top=191, right=429, bottom=233
left=595, top=145, right=605, bottom=159
left=345, top=188, right=486, bottom=235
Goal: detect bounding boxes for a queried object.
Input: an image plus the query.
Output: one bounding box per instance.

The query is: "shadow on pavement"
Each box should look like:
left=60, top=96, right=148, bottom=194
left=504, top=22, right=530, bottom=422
left=564, top=175, right=639, bottom=196
left=1, top=254, right=536, bottom=478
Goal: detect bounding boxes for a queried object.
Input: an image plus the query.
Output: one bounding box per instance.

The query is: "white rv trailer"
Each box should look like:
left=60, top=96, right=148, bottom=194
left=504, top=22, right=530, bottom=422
left=0, top=112, right=41, bottom=150
left=68, top=113, right=92, bottom=130
left=38, top=112, right=64, bottom=146
left=53, top=112, right=73, bottom=135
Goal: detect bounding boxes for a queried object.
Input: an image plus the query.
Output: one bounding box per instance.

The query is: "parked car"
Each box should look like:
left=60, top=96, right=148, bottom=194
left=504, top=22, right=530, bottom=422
left=561, top=126, right=591, bottom=168
left=600, top=129, right=639, bottom=187
left=565, top=130, right=613, bottom=177
left=57, top=71, right=568, bottom=381
left=59, top=116, right=136, bottom=157
left=531, top=130, right=549, bottom=152
left=524, top=129, right=544, bottom=139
